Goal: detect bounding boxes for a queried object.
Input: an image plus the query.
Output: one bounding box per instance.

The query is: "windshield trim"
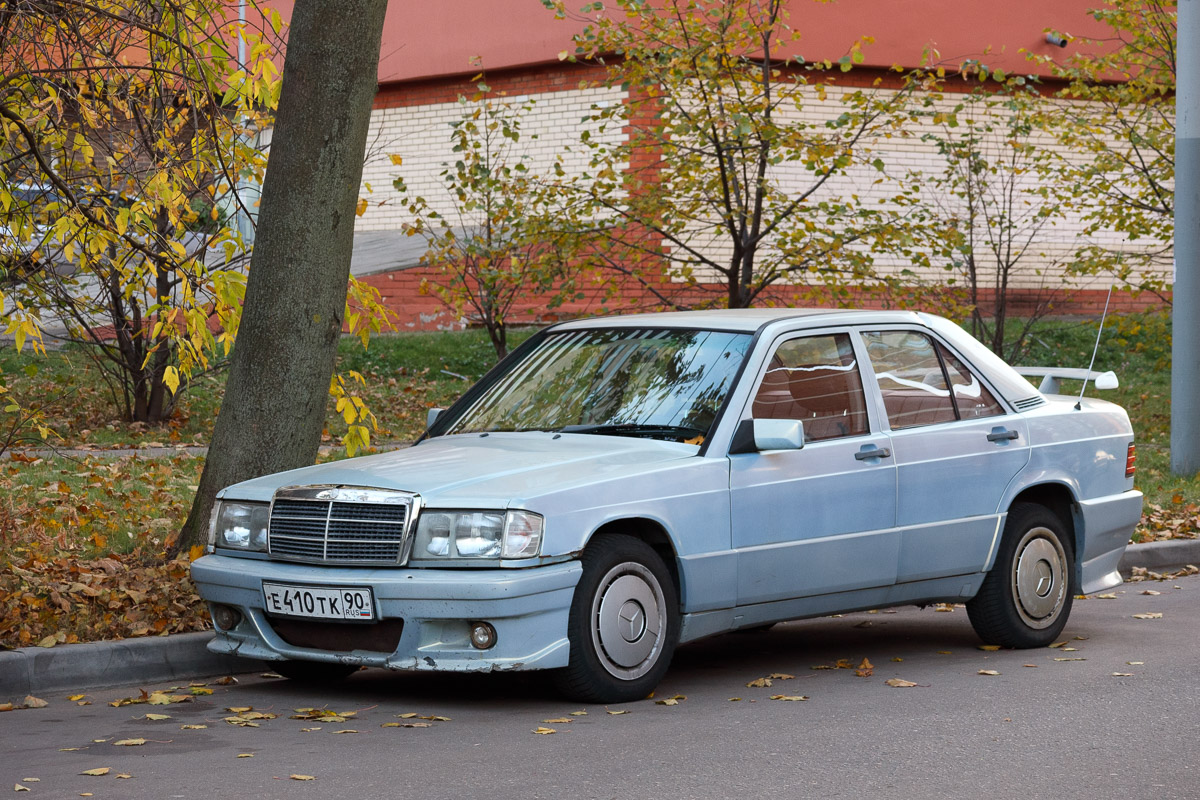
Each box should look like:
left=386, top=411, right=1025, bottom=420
left=420, top=324, right=757, bottom=450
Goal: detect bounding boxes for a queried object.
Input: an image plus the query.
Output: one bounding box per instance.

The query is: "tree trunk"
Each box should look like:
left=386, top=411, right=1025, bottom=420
left=173, top=1, right=388, bottom=556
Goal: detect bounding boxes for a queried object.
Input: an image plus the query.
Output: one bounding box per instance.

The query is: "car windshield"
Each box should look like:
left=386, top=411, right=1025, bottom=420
left=443, top=327, right=753, bottom=442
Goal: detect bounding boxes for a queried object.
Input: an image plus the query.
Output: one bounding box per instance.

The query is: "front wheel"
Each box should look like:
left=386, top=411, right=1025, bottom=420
left=967, top=503, right=1076, bottom=648
left=553, top=534, right=679, bottom=703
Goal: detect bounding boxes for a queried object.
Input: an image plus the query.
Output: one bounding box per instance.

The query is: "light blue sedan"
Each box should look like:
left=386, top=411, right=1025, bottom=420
left=191, top=309, right=1142, bottom=702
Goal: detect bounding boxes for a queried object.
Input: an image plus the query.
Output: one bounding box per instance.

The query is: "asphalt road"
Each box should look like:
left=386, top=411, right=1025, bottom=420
left=4, top=577, right=1199, bottom=800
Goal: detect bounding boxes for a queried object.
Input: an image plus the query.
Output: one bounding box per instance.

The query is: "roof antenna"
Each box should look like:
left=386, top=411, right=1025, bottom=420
left=1076, top=284, right=1114, bottom=411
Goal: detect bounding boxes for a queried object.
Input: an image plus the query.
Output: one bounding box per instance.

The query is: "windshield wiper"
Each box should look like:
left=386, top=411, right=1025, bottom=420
left=557, top=423, right=707, bottom=442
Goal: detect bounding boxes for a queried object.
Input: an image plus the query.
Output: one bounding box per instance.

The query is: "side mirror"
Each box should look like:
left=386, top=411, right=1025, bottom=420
left=1093, top=371, right=1119, bottom=390
left=426, top=407, right=444, bottom=428
left=730, top=418, right=805, bottom=454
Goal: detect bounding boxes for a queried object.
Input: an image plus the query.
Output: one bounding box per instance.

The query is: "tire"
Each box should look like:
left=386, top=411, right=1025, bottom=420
left=967, top=503, right=1076, bottom=648
left=272, top=659, right=360, bottom=683
left=553, top=534, right=679, bottom=704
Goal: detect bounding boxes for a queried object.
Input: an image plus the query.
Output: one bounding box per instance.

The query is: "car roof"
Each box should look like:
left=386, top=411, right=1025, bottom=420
left=550, top=308, right=926, bottom=333
left=548, top=307, right=1044, bottom=404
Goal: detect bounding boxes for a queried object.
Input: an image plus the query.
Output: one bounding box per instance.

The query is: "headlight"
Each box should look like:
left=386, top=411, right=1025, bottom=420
left=209, top=500, right=269, bottom=552
left=412, top=510, right=544, bottom=561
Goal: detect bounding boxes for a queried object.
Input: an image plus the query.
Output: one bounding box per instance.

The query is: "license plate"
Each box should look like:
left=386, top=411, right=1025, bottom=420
left=262, top=582, right=375, bottom=621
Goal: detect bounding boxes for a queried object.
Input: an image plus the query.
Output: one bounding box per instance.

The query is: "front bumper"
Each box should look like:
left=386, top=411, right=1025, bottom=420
left=190, top=555, right=582, bottom=672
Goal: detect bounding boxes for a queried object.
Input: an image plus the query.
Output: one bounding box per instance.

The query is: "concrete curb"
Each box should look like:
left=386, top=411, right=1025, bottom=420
left=1119, top=539, right=1200, bottom=575
left=0, top=632, right=262, bottom=704
left=2, top=539, right=1196, bottom=703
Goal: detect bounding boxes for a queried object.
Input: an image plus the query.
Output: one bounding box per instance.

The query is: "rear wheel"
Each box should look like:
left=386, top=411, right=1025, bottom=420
left=272, top=660, right=360, bottom=683
left=553, top=534, right=679, bottom=703
left=967, top=503, right=1075, bottom=648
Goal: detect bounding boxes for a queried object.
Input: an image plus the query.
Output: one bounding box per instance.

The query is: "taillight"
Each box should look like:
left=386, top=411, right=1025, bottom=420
left=1126, top=442, right=1137, bottom=478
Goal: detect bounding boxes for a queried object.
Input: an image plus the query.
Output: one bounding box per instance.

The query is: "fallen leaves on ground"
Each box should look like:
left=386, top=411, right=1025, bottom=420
left=655, top=695, right=686, bottom=706
left=80, top=768, right=110, bottom=777
left=606, top=709, right=629, bottom=715
left=1127, top=565, right=1200, bottom=583
left=977, top=670, right=1000, bottom=676
left=533, top=726, right=556, bottom=734
left=769, top=695, right=808, bottom=701
left=1132, top=612, right=1163, bottom=619
left=1135, top=502, right=1200, bottom=541
left=291, top=708, right=356, bottom=723
left=885, top=678, right=920, bottom=688
left=289, top=775, right=315, bottom=781
left=0, top=547, right=210, bottom=650
left=112, top=738, right=146, bottom=746
left=746, top=677, right=772, bottom=688
left=854, top=658, right=874, bottom=678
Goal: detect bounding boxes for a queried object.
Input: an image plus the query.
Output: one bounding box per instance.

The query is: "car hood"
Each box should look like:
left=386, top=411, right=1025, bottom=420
left=219, top=432, right=700, bottom=507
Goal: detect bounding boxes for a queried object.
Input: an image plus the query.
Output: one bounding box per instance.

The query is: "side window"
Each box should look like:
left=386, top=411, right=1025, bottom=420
left=751, top=333, right=868, bottom=441
left=939, top=343, right=1005, bottom=420
left=862, top=331, right=957, bottom=429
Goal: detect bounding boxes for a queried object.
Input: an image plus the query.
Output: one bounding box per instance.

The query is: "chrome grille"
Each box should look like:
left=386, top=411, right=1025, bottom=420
left=268, top=487, right=412, bottom=565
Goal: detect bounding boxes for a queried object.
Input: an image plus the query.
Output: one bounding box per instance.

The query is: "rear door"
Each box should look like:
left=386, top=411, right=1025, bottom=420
left=859, top=328, right=1030, bottom=584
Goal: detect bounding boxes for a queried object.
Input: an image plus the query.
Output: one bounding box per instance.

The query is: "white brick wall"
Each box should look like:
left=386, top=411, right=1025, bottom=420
left=356, top=86, right=626, bottom=230
left=357, top=81, right=1168, bottom=294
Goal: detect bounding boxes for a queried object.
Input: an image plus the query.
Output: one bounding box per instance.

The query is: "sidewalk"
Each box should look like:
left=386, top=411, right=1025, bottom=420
left=3, top=538, right=1196, bottom=704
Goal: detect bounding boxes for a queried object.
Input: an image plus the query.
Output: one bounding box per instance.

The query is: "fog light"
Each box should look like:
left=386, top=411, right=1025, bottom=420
left=211, top=604, right=242, bottom=631
left=469, top=621, right=497, bottom=650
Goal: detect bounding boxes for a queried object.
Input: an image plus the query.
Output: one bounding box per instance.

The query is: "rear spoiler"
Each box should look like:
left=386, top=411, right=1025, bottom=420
left=1014, top=367, right=1119, bottom=395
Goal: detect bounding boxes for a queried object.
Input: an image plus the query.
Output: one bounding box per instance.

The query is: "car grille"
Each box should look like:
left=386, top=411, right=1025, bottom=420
left=267, top=618, right=405, bottom=654
left=268, top=489, right=412, bottom=565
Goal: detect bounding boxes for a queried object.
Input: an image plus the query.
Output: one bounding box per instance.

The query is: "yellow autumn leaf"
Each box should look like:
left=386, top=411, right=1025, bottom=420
left=113, top=738, right=146, bottom=746
left=115, top=774, right=132, bottom=779
left=226, top=706, right=252, bottom=713
left=237, top=754, right=254, bottom=758
left=885, top=678, right=919, bottom=688
left=655, top=698, right=680, bottom=706
left=355, top=198, right=368, bottom=216
left=290, top=775, right=315, bottom=781
left=569, top=711, right=587, bottom=716
left=180, top=724, right=207, bottom=730
left=977, top=670, right=1001, bottom=676
left=769, top=695, right=808, bottom=701
left=533, top=726, right=556, bottom=734
left=332, top=730, right=358, bottom=734
left=977, top=645, right=1001, bottom=651
left=1132, top=612, right=1163, bottom=619
left=15, top=785, right=30, bottom=793
left=389, top=154, right=404, bottom=166
left=162, top=365, right=180, bottom=395
left=746, top=677, right=772, bottom=688
left=543, top=718, right=572, bottom=724
left=22, top=696, right=48, bottom=708
left=143, top=714, right=171, bottom=721
left=768, top=673, right=795, bottom=680
left=67, top=695, right=87, bottom=702
left=80, top=768, right=111, bottom=776
left=606, top=710, right=630, bottom=715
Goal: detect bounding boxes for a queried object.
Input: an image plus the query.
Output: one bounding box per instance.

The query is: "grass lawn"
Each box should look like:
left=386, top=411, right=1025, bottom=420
left=0, top=313, right=1195, bottom=649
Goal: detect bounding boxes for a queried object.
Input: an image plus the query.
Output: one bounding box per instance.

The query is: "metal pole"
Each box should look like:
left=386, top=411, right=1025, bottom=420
left=1172, top=0, right=1200, bottom=476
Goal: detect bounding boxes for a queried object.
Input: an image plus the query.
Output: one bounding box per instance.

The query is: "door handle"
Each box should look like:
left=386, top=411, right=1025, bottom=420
left=987, top=428, right=1019, bottom=443
left=854, top=447, right=892, bottom=461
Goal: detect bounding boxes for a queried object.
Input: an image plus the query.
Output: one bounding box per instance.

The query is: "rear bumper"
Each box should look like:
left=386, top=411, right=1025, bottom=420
left=1077, top=490, right=1143, bottom=595
left=190, top=555, right=581, bottom=672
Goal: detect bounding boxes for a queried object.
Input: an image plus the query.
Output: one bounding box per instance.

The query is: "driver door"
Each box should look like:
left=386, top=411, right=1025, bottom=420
left=729, top=330, right=899, bottom=606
